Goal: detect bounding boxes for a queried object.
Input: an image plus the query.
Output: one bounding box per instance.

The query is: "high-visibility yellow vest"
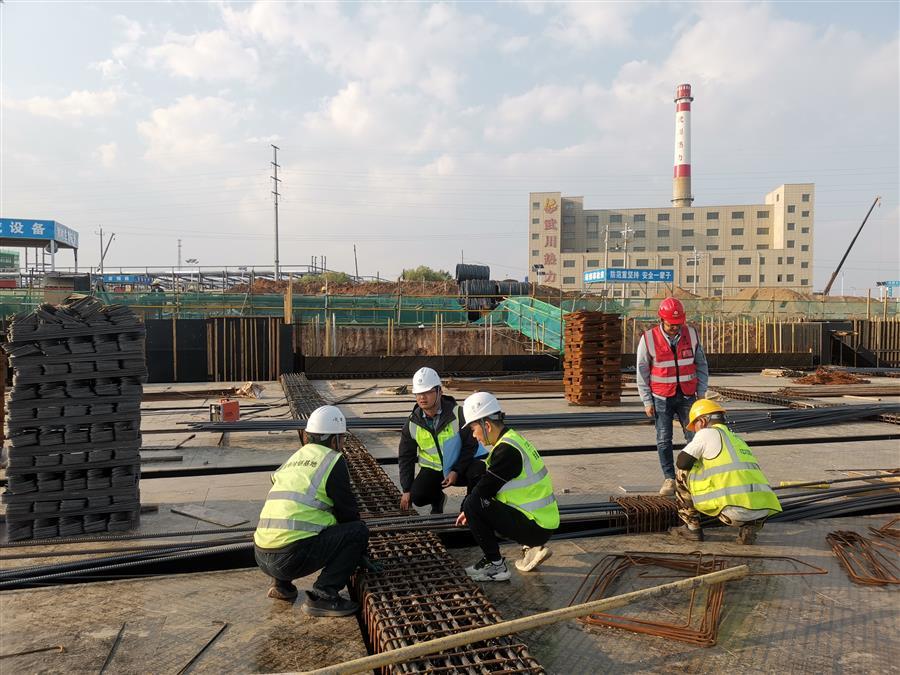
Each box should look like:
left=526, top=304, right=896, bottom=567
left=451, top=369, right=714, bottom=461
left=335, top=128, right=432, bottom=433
left=688, top=425, right=782, bottom=517
left=254, top=443, right=341, bottom=549
left=409, top=405, right=464, bottom=476
left=488, top=429, right=559, bottom=530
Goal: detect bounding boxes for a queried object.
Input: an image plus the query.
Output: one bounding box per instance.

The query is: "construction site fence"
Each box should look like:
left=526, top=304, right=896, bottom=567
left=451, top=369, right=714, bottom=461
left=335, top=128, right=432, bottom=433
left=0, top=290, right=897, bottom=324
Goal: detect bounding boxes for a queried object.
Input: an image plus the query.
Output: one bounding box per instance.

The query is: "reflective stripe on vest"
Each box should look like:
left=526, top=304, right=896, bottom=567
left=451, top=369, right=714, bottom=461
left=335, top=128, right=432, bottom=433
left=645, top=325, right=698, bottom=398
left=688, top=425, right=782, bottom=517
left=256, top=518, right=326, bottom=533
left=489, top=429, right=560, bottom=530
left=254, top=443, right=340, bottom=549
left=409, top=406, right=463, bottom=476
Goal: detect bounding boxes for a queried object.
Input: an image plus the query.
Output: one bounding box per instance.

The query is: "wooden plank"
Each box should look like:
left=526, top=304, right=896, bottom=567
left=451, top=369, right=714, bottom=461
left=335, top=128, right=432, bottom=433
left=170, top=505, right=249, bottom=527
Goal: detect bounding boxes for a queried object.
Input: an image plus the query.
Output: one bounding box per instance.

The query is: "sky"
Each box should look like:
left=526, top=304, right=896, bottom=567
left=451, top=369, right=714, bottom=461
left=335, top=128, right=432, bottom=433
left=1, top=1, right=898, bottom=293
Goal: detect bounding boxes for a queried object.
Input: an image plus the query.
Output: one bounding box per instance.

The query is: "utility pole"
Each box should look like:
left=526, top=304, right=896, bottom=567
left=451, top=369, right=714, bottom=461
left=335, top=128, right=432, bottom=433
left=688, top=248, right=703, bottom=295
left=353, top=244, right=359, bottom=279
left=620, top=224, right=634, bottom=299
left=97, top=227, right=104, bottom=276
left=603, top=226, right=610, bottom=294
left=177, top=239, right=182, bottom=270
left=271, top=144, right=281, bottom=281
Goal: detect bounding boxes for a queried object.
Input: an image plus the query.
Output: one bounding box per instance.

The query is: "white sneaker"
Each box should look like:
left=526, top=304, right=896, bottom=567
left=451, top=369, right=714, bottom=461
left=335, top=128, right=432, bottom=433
left=515, top=545, right=553, bottom=572
left=465, top=557, right=511, bottom=582
left=659, top=478, right=676, bottom=496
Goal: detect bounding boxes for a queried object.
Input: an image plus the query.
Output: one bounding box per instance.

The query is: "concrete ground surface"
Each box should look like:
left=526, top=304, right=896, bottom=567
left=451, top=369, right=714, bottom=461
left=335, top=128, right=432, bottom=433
left=1, top=375, right=898, bottom=673
left=1, top=518, right=897, bottom=673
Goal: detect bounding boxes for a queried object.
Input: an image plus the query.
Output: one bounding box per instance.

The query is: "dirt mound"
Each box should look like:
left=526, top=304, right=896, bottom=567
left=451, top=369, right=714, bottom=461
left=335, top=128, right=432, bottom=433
left=791, top=367, right=870, bottom=385
left=227, top=279, right=460, bottom=296
left=733, top=287, right=812, bottom=302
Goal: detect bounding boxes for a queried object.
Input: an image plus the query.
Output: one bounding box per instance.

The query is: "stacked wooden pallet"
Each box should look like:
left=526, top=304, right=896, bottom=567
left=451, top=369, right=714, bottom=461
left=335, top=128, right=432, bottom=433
left=2, top=296, right=146, bottom=541
left=563, top=311, right=623, bottom=406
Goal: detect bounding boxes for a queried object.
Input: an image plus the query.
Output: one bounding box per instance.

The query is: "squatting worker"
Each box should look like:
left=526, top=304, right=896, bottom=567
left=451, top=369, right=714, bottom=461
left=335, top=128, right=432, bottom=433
left=670, top=399, right=782, bottom=544
left=636, top=296, right=709, bottom=496
left=254, top=405, right=368, bottom=617
left=455, top=392, right=559, bottom=581
left=399, top=367, right=488, bottom=514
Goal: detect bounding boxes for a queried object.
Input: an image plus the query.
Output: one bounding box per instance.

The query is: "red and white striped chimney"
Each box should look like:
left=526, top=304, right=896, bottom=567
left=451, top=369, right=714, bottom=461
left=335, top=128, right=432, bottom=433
left=672, top=83, right=694, bottom=207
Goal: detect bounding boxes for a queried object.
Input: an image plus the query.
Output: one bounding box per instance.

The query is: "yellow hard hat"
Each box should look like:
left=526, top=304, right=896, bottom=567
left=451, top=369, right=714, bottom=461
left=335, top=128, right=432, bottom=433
left=686, top=399, right=726, bottom=431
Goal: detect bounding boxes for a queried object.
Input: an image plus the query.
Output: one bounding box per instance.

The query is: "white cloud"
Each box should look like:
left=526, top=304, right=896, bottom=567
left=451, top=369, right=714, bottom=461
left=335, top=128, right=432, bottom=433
left=96, top=142, right=118, bottom=168
left=90, top=59, right=127, bottom=79
left=112, top=15, right=145, bottom=59
left=223, top=2, right=490, bottom=101
left=538, top=1, right=642, bottom=46
left=4, top=89, right=121, bottom=120
left=147, top=30, right=260, bottom=82
left=500, top=35, right=530, bottom=54
left=137, top=96, right=244, bottom=165
left=484, top=84, right=585, bottom=141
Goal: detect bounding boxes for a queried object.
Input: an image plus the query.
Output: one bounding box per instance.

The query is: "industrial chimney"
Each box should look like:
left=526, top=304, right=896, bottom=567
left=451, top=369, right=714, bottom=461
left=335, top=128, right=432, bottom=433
left=672, top=83, right=694, bottom=207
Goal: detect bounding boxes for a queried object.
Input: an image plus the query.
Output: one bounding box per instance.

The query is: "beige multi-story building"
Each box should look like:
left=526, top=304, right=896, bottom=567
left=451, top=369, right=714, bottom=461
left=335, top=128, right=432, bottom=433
left=528, top=183, right=815, bottom=297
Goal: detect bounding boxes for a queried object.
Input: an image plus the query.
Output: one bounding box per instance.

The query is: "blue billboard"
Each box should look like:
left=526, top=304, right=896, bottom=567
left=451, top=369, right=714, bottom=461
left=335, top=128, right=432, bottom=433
left=584, top=268, right=674, bottom=284
left=0, top=218, right=79, bottom=249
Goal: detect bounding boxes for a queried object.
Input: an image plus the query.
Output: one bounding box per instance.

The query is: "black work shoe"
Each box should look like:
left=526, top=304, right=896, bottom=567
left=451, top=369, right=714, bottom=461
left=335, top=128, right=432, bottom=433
left=267, top=582, right=298, bottom=601
left=669, top=525, right=704, bottom=542
left=301, top=591, right=360, bottom=617
left=736, top=524, right=760, bottom=545
left=431, top=492, right=447, bottom=515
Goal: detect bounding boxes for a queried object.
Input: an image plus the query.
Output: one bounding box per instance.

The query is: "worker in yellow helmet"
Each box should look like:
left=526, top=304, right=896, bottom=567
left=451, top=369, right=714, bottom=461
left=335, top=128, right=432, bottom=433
left=670, top=399, right=782, bottom=544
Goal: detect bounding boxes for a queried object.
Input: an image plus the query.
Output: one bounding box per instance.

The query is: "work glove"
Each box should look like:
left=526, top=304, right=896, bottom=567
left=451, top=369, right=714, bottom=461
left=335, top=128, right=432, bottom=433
left=359, top=555, right=384, bottom=574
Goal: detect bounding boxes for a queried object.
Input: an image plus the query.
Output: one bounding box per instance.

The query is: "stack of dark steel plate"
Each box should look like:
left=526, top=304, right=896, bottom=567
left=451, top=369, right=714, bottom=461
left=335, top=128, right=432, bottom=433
left=3, top=296, right=146, bottom=541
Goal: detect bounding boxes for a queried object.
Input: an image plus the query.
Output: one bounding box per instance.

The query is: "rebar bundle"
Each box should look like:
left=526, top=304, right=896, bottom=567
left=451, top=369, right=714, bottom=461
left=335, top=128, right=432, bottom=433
left=827, top=518, right=900, bottom=586
left=571, top=553, right=728, bottom=647
left=612, top=496, right=680, bottom=534
left=360, top=532, right=543, bottom=673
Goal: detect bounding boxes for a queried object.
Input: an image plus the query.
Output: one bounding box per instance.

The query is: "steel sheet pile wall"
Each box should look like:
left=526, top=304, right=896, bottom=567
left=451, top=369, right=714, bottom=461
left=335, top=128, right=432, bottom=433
left=564, top=311, right=623, bottom=405
left=279, top=372, right=544, bottom=673
left=2, top=297, right=146, bottom=541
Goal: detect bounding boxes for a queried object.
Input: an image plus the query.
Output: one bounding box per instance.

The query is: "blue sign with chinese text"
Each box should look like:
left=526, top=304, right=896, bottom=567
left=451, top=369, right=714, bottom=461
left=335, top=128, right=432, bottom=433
left=876, top=280, right=900, bottom=288
left=101, top=274, right=152, bottom=285
left=584, top=268, right=673, bottom=284
left=0, top=218, right=79, bottom=248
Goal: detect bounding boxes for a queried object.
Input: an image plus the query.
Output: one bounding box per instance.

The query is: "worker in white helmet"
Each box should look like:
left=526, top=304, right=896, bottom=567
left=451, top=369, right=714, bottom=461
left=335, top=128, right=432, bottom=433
left=398, top=367, right=487, bottom=514
left=254, top=405, right=369, bottom=617
left=456, top=392, right=559, bottom=581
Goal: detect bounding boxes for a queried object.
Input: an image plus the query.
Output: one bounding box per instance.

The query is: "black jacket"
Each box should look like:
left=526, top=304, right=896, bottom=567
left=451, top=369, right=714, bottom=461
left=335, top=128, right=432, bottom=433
left=470, top=430, right=524, bottom=501
left=398, top=394, right=478, bottom=492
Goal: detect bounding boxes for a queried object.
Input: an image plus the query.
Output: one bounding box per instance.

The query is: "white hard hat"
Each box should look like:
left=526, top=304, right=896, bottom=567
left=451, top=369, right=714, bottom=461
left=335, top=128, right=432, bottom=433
left=463, top=392, right=503, bottom=425
left=412, top=367, right=442, bottom=394
left=305, top=405, right=347, bottom=434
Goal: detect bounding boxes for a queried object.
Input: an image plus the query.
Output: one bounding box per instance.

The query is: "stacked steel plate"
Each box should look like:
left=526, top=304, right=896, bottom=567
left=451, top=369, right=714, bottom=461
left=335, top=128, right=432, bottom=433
left=563, top=311, right=623, bottom=406
left=2, top=296, right=146, bottom=541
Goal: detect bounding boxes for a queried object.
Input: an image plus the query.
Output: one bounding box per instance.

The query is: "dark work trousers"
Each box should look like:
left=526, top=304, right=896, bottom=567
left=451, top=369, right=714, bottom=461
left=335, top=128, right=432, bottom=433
left=254, top=520, right=369, bottom=598
left=654, top=391, right=696, bottom=480
left=463, top=494, right=553, bottom=562
left=410, top=467, right=445, bottom=509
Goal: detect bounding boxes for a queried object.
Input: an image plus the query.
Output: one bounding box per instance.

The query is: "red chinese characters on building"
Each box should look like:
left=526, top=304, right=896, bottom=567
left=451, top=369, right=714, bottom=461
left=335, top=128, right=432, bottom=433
left=544, top=234, right=557, bottom=247
left=543, top=252, right=557, bottom=265
left=543, top=198, right=558, bottom=214
left=543, top=271, right=557, bottom=283
left=544, top=218, right=558, bottom=231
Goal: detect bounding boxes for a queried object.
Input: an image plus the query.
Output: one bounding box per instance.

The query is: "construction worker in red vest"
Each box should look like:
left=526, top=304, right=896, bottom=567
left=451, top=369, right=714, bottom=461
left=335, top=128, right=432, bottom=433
left=636, top=297, right=709, bottom=496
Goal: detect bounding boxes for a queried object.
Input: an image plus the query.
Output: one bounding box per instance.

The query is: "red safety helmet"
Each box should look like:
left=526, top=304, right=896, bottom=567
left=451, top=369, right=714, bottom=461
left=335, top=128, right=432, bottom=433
left=658, top=297, right=685, bottom=324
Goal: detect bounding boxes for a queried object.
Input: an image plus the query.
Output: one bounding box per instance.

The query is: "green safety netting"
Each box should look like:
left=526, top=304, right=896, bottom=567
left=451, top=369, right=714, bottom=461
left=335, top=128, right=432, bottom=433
left=0, top=290, right=894, bottom=324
